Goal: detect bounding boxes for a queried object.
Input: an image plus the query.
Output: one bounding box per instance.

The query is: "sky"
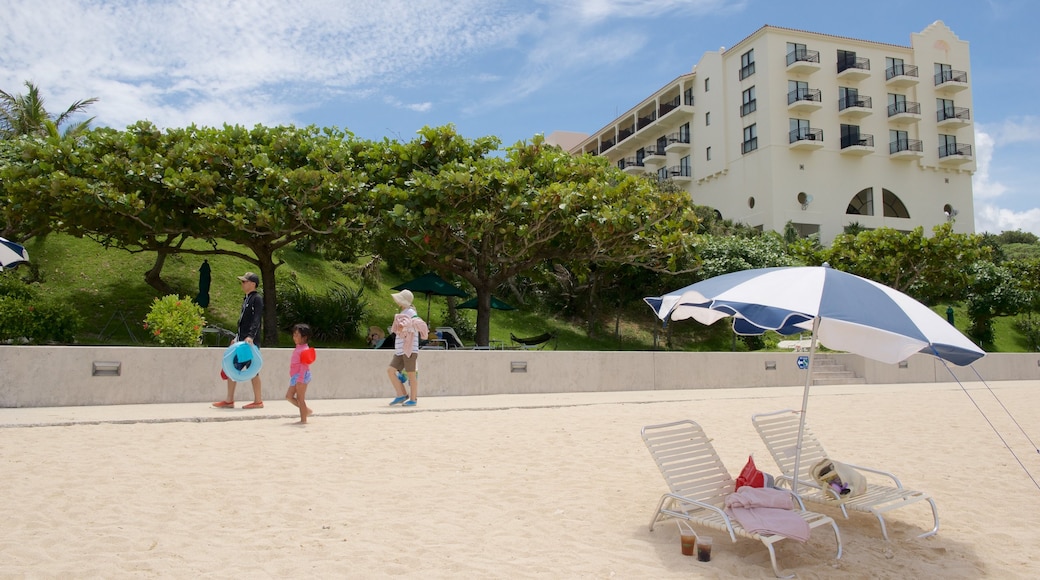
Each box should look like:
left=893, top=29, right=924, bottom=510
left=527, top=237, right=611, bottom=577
left=2, top=0, right=1038, bottom=235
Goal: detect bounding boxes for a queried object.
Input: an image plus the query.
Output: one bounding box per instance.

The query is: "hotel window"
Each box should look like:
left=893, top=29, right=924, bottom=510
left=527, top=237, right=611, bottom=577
left=684, top=87, right=694, bottom=106
left=679, top=155, right=691, bottom=176
left=742, top=124, right=758, bottom=154
left=888, top=93, right=907, bottom=115
left=705, top=112, right=711, bottom=126
left=939, top=133, right=958, bottom=157
left=886, top=56, right=906, bottom=79
left=935, top=63, right=953, bottom=84
left=786, top=42, right=808, bottom=65
left=839, top=86, right=859, bottom=110
left=706, top=146, right=711, bottom=161
left=740, top=49, right=756, bottom=79
left=741, top=86, right=756, bottom=117
left=704, top=77, right=710, bottom=92
left=890, top=129, right=909, bottom=153
left=790, top=118, right=811, bottom=142
left=937, top=98, right=955, bottom=121
left=657, top=166, right=669, bottom=181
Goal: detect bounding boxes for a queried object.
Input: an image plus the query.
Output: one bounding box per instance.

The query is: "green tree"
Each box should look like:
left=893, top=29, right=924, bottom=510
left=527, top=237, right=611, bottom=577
left=0, top=81, right=97, bottom=139
left=374, top=127, right=699, bottom=346
left=797, top=223, right=987, bottom=305
left=965, top=260, right=1028, bottom=346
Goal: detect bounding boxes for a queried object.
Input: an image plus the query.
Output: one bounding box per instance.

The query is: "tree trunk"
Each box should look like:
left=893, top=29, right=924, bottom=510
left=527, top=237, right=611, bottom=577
left=144, top=249, right=172, bottom=295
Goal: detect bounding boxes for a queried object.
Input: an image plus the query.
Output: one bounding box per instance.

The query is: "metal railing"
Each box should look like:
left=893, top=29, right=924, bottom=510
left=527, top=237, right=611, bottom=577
left=935, top=69, right=968, bottom=86
left=637, top=113, right=657, bottom=130
left=643, top=145, right=663, bottom=157
left=886, top=63, right=919, bottom=80
left=937, top=107, right=971, bottom=122
left=889, top=138, right=923, bottom=154
left=659, top=95, right=681, bottom=117
left=667, top=132, right=690, bottom=145
left=837, top=56, right=870, bottom=74
left=841, top=133, right=874, bottom=149
left=887, top=100, right=921, bottom=117
left=598, top=139, right=615, bottom=154
left=788, top=88, right=821, bottom=105
left=838, top=95, right=872, bottom=111
left=786, top=48, right=820, bottom=67
left=667, top=165, right=691, bottom=178
left=789, top=128, right=823, bottom=144
left=939, top=143, right=973, bottom=158
left=619, top=157, right=643, bottom=169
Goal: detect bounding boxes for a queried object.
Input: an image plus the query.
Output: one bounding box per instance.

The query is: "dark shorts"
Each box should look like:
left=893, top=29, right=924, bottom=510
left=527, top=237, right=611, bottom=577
left=390, top=354, right=418, bottom=373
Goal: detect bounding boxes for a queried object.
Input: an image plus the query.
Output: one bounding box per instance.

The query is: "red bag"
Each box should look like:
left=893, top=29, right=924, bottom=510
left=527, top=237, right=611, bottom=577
left=735, top=455, right=765, bottom=491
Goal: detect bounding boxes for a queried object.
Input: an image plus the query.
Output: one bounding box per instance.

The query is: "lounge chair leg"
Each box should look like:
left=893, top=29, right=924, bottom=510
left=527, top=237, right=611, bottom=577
left=829, top=519, right=843, bottom=560
left=766, top=543, right=795, bottom=579
left=648, top=495, right=670, bottom=532
left=917, top=498, right=940, bottom=538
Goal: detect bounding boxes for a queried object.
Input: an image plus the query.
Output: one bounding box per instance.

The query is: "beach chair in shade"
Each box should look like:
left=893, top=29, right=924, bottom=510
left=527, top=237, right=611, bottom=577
left=751, top=409, right=939, bottom=540
left=509, top=331, right=557, bottom=350
left=641, top=419, right=842, bottom=578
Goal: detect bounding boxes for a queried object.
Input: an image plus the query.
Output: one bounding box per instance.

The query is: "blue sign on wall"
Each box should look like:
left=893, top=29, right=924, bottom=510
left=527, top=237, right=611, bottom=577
left=797, top=355, right=809, bottom=370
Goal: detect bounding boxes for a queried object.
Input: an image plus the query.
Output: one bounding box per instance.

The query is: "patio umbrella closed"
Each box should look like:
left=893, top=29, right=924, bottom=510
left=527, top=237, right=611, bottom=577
left=0, top=237, right=30, bottom=270
left=392, top=272, right=469, bottom=320
left=645, top=265, right=984, bottom=490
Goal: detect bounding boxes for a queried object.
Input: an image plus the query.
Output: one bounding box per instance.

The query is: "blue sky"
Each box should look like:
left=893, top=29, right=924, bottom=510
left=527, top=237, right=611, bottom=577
left=2, top=0, right=1038, bottom=235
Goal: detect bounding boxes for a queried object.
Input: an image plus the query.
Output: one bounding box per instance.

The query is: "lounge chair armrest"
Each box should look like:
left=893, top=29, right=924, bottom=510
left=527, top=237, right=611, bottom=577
left=664, top=493, right=739, bottom=542
left=840, top=462, right=904, bottom=488
left=780, top=488, right=808, bottom=511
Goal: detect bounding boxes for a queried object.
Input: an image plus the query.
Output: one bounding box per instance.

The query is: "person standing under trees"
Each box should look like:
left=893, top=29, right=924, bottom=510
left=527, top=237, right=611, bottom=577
left=387, top=290, right=428, bottom=407
left=213, top=272, right=264, bottom=409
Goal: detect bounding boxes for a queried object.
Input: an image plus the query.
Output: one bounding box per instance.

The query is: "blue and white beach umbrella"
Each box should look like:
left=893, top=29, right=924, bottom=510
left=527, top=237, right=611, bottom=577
left=0, top=237, right=30, bottom=270
left=645, top=265, right=985, bottom=489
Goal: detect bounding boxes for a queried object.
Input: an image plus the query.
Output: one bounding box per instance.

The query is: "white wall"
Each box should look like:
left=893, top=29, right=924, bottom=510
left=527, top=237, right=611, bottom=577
left=2, top=346, right=1035, bottom=408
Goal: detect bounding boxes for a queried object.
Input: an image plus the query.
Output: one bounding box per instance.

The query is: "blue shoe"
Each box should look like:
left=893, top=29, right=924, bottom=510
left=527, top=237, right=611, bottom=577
left=389, top=395, right=408, bottom=406
left=403, top=399, right=417, bottom=407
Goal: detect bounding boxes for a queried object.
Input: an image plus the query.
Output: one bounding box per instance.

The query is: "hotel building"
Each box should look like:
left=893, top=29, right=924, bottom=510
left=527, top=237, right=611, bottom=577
left=550, top=21, right=975, bottom=243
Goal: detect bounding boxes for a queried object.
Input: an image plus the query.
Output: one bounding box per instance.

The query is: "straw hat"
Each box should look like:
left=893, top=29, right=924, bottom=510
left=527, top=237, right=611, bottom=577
left=391, top=289, right=414, bottom=308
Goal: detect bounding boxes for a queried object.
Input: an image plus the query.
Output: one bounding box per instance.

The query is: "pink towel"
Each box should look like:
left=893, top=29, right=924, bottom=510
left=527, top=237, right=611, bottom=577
left=725, top=486, right=810, bottom=542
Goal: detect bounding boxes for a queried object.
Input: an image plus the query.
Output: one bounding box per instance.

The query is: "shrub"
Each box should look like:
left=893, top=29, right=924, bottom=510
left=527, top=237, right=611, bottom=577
left=143, top=295, right=206, bottom=347
left=0, top=276, right=81, bottom=344
left=277, top=281, right=366, bottom=342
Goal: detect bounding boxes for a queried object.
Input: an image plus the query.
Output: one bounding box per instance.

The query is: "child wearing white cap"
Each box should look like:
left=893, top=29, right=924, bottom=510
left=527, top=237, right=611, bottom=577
left=387, top=289, right=429, bottom=406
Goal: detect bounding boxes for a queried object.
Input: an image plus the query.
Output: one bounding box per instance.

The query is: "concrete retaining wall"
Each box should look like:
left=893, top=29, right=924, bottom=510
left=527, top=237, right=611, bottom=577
left=1, top=345, right=1036, bottom=408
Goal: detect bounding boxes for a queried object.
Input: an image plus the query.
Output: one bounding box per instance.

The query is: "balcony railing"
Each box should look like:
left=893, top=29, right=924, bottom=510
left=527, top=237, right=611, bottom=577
left=741, top=137, right=758, bottom=154
left=935, top=69, right=968, bottom=86
left=643, top=145, right=663, bottom=157
left=619, top=157, right=643, bottom=169
left=837, top=56, right=870, bottom=74
left=887, top=101, right=921, bottom=116
left=939, top=143, right=973, bottom=158
left=838, top=95, right=872, bottom=111
left=598, top=139, right=616, bottom=154
left=741, top=100, right=757, bottom=117
left=786, top=48, right=820, bottom=67
left=659, top=96, right=681, bottom=117
left=667, top=132, right=690, bottom=145
left=889, top=138, right=923, bottom=154
left=841, top=133, right=874, bottom=149
left=937, top=107, right=971, bottom=123
left=667, top=165, right=691, bottom=178
left=637, top=113, right=657, bottom=130
left=739, top=62, right=756, bottom=80
left=789, top=128, right=823, bottom=144
left=886, top=63, right=919, bottom=80
left=788, top=88, right=821, bottom=105
left=618, top=127, right=634, bottom=142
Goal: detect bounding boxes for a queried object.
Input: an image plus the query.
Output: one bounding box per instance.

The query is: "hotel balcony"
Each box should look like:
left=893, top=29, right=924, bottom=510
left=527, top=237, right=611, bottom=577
left=642, top=146, right=666, bottom=167
left=840, top=133, right=874, bottom=156
left=788, top=88, right=823, bottom=113
left=939, top=143, right=973, bottom=165
left=935, top=69, right=969, bottom=93
left=890, top=138, right=924, bottom=160
left=836, top=57, right=871, bottom=81
left=885, top=64, right=919, bottom=88
left=665, top=165, right=692, bottom=182
left=619, top=157, right=646, bottom=175
left=887, top=101, right=921, bottom=125
left=665, top=132, right=690, bottom=153
left=789, top=128, right=824, bottom=150
left=838, top=95, right=872, bottom=119
left=786, top=48, right=821, bottom=74
left=937, top=106, right=972, bottom=129
left=636, top=112, right=657, bottom=131
left=598, top=138, right=616, bottom=154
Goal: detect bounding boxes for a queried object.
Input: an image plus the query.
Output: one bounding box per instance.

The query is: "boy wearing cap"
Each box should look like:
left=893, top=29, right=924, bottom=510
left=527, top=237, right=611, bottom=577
left=387, top=289, right=429, bottom=407
left=213, top=272, right=265, bottom=409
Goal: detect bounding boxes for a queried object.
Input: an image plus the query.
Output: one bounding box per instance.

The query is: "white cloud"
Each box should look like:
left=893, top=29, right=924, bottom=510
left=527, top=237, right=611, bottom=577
left=971, top=128, right=1007, bottom=200
left=384, top=97, right=433, bottom=113
left=973, top=202, right=1040, bottom=236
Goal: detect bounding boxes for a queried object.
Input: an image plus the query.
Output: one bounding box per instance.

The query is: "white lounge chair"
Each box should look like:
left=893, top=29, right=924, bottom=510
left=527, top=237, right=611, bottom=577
left=641, top=419, right=842, bottom=578
left=751, top=409, right=939, bottom=540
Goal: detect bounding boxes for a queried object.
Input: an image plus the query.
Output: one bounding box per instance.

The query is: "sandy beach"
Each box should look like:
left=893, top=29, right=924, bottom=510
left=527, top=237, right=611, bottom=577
left=2, top=381, right=1039, bottom=579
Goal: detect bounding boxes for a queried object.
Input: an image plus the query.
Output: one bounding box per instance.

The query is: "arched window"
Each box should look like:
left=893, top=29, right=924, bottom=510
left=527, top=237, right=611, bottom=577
left=882, top=188, right=910, bottom=218
left=846, top=187, right=874, bottom=216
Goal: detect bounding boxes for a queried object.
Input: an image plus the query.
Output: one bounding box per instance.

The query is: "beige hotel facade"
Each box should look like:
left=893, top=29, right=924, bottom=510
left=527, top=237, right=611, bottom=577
left=549, top=21, right=975, bottom=244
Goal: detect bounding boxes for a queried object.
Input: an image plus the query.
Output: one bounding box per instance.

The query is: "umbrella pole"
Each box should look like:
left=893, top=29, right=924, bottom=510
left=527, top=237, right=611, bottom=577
left=792, top=316, right=820, bottom=494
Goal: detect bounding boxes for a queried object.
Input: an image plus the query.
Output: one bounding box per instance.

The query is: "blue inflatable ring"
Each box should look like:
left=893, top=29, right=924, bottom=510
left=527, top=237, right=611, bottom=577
left=222, top=341, right=263, bottom=382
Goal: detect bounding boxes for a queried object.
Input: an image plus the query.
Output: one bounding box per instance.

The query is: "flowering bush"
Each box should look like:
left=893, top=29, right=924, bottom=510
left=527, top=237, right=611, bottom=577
left=143, top=295, right=206, bottom=347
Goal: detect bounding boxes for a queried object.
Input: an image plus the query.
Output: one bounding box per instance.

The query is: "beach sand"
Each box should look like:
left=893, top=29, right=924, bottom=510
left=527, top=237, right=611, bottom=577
left=2, top=381, right=1039, bottom=578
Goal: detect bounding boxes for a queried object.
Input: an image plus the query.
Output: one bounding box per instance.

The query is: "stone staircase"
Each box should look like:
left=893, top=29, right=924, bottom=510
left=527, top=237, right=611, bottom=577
left=811, top=354, right=866, bottom=385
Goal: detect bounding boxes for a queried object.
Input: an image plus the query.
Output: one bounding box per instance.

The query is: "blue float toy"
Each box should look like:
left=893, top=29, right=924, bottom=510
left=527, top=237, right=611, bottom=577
left=222, top=341, right=263, bottom=382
